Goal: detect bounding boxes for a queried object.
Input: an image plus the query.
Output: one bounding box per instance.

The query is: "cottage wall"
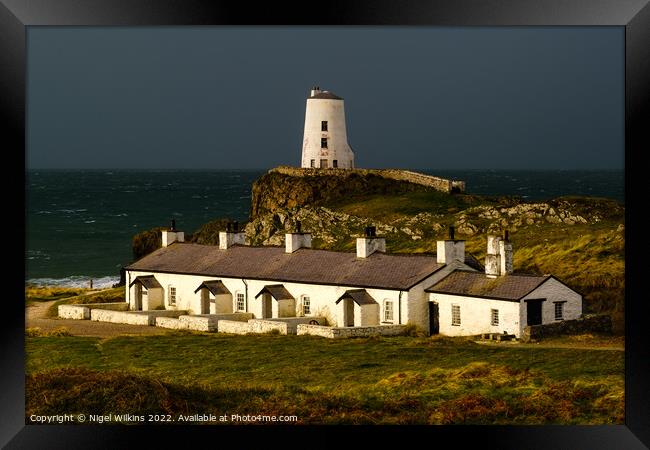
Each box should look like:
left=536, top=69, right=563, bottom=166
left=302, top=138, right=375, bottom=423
left=519, top=278, right=582, bottom=336
left=429, top=293, right=521, bottom=337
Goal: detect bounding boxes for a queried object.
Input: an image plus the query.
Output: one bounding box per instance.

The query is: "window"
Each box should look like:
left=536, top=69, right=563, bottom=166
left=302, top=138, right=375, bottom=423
left=333, top=159, right=338, bottom=168
left=321, top=121, right=328, bottom=131
left=384, top=300, right=394, bottom=322
left=554, top=302, right=564, bottom=320
left=321, top=138, right=327, bottom=148
left=236, top=293, right=245, bottom=312
left=302, top=296, right=311, bottom=315
left=451, top=305, right=461, bottom=326
left=142, top=289, right=148, bottom=296
left=310, top=159, right=315, bottom=168
left=168, top=286, right=176, bottom=306
left=491, top=309, right=499, bottom=326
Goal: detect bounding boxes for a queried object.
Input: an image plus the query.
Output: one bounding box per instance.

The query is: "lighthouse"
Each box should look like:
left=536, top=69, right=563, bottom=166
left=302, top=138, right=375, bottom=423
left=300, top=87, right=355, bottom=169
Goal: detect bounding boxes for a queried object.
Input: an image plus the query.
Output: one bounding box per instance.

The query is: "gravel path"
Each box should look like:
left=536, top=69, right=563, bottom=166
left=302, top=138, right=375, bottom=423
left=25, top=301, right=169, bottom=338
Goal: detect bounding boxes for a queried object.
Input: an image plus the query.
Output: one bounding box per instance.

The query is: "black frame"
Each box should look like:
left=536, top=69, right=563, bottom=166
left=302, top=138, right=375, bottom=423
left=2, top=0, right=648, bottom=447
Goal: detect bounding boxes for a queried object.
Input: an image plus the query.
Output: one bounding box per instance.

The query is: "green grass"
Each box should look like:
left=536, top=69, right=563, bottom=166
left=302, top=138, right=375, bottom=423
left=43, top=287, right=126, bottom=318
left=26, top=334, right=623, bottom=424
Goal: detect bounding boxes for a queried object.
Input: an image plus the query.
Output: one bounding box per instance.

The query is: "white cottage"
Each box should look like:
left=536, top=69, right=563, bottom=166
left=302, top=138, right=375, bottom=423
left=425, top=233, right=582, bottom=338
left=125, top=224, right=479, bottom=331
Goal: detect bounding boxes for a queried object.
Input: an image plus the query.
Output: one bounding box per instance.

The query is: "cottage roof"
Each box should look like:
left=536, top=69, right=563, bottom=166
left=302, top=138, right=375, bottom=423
left=255, top=284, right=295, bottom=301
left=335, top=289, right=377, bottom=306
left=193, top=280, right=231, bottom=295
left=129, top=275, right=162, bottom=289
left=126, top=243, right=444, bottom=290
left=309, top=91, right=343, bottom=100
left=425, top=269, right=551, bottom=301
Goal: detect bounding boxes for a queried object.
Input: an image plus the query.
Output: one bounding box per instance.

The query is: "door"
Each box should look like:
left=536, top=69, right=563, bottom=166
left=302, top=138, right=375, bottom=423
left=526, top=299, right=544, bottom=325
left=200, top=289, right=210, bottom=314
left=428, top=302, right=439, bottom=335
left=262, top=294, right=272, bottom=318
left=134, top=284, right=142, bottom=311
left=320, top=159, right=328, bottom=168
left=343, top=298, right=355, bottom=326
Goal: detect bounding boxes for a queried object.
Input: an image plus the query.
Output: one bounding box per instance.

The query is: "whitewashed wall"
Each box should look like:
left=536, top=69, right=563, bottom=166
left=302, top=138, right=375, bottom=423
left=301, top=98, right=355, bottom=169
left=519, top=278, right=582, bottom=336
left=429, top=293, right=522, bottom=337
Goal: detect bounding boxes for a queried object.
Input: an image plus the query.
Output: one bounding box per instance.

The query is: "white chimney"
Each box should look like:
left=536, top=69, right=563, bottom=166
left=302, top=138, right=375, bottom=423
left=356, top=226, right=386, bottom=258
left=219, top=221, right=246, bottom=250
left=310, top=85, right=321, bottom=97
left=161, top=219, right=185, bottom=247
left=499, top=230, right=513, bottom=275
left=436, top=226, right=466, bottom=264
left=285, top=221, right=312, bottom=253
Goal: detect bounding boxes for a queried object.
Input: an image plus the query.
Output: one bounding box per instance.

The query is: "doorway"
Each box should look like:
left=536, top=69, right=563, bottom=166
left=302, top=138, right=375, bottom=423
left=200, top=289, right=210, bottom=314
left=428, top=302, right=439, bottom=335
left=320, top=159, right=328, bottom=169
left=134, top=284, right=142, bottom=311
left=526, top=299, right=544, bottom=326
left=262, top=294, right=272, bottom=318
left=343, top=298, right=355, bottom=326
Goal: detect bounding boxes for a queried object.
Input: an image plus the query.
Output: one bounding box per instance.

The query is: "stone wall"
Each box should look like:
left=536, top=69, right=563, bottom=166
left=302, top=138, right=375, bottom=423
left=297, top=324, right=408, bottom=339
left=521, top=314, right=612, bottom=342
left=217, top=320, right=252, bottom=335
left=248, top=319, right=288, bottom=335
left=155, top=317, right=188, bottom=330
left=265, top=317, right=326, bottom=334
left=58, top=302, right=129, bottom=320
left=270, top=166, right=464, bottom=194
left=91, top=309, right=186, bottom=326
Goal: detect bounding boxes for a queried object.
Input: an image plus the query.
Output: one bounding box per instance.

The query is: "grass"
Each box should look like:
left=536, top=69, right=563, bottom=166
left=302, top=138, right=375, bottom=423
left=38, top=287, right=126, bottom=318
left=25, top=334, right=623, bottom=424
left=25, top=286, right=89, bottom=306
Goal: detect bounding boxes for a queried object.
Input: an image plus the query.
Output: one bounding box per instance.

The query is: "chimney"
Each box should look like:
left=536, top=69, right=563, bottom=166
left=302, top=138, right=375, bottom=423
left=499, top=230, right=513, bottom=275
left=436, top=226, right=465, bottom=264
left=310, top=86, right=322, bottom=97
left=356, top=226, right=386, bottom=258
left=285, top=220, right=312, bottom=253
left=219, top=221, right=246, bottom=249
left=485, top=234, right=502, bottom=277
left=161, top=220, right=185, bottom=247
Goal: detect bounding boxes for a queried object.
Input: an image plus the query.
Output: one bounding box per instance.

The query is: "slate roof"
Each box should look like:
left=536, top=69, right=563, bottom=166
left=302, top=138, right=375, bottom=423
left=425, top=269, right=551, bottom=301
left=126, top=243, right=444, bottom=290
left=193, top=280, right=231, bottom=295
left=129, top=275, right=162, bottom=289
left=255, top=284, right=295, bottom=301
left=309, top=91, right=343, bottom=100
left=335, top=289, right=378, bottom=305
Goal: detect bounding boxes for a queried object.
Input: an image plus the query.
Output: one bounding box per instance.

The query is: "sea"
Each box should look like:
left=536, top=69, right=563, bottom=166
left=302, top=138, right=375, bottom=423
left=26, top=169, right=624, bottom=288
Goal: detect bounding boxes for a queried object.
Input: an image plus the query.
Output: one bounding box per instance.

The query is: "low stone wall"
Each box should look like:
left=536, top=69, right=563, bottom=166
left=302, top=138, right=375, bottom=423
left=521, top=314, right=613, bottom=342
left=217, top=320, right=252, bottom=335
left=270, top=166, right=465, bottom=194
left=248, top=320, right=288, bottom=335
left=155, top=317, right=188, bottom=330
left=265, top=317, right=326, bottom=334
left=58, top=302, right=129, bottom=320
left=297, top=324, right=408, bottom=339
left=91, top=309, right=187, bottom=326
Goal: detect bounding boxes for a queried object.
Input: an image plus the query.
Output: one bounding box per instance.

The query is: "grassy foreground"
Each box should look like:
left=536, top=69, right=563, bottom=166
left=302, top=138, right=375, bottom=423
left=26, top=334, right=623, bottom=425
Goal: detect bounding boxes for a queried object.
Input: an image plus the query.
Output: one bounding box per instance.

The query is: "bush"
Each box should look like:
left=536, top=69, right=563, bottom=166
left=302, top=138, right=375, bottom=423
left=26, top=327, right=72, bottom=337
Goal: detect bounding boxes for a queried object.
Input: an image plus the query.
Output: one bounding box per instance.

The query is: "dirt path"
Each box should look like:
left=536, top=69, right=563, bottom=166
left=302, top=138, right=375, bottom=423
left=473, top=339, right=624, bottom=352
left=25, top=301, right=169, bottom=338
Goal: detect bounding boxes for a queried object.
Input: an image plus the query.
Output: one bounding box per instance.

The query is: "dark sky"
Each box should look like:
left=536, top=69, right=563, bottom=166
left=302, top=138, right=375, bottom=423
left=27, top=27, right=624, bottom=170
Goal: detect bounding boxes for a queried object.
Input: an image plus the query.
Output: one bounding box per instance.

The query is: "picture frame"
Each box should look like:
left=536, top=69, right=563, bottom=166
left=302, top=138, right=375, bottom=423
left=2, top=0, right=648, bottom=447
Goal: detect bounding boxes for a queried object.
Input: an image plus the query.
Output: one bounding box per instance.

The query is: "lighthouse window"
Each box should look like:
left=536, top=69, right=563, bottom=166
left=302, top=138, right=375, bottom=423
left=333, top=160, right=338, bottom=168
left=310, top=159, right=315, bottom=168
left=321, top=138, right=327, bottom=148
left=321, top=121, right=328, bottom=131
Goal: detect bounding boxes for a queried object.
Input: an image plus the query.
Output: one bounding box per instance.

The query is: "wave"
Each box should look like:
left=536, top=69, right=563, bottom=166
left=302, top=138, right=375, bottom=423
left=26, top=275, right=120, bottom=289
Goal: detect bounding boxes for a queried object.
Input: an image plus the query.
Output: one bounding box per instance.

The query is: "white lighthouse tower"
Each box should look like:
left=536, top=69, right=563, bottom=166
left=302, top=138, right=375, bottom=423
left=300, top=86, right=355, bottom=169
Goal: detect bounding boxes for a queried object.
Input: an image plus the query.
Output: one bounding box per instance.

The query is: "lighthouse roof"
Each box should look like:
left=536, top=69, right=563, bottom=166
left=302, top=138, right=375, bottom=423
left=309, top=91, right=343, bottom=100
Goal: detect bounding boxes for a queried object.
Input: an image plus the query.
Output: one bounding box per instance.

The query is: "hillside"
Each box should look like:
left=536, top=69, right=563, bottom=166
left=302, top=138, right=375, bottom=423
left=133, top=168, right=625, bottom=331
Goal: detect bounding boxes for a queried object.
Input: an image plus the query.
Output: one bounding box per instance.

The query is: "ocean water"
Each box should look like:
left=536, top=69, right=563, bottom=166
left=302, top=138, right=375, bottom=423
left=26, top=169, right=623, bottom=287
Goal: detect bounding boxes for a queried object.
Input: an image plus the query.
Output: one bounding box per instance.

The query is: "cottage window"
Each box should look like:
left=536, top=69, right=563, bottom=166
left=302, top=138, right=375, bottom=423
left=310, top=159, right=315, bottom=168
left=168, top=286, right=176, bottom=306
left=236, top=293, right=245, bottom=312
left=451, top=304, right=461, bottom=326
left=321, top=138, right=328, bottom=148
left=384, top=300, right=394, bottom=322
left=491, top=309, right=499, bottom=326
left=321, top=121, right=328, bottom=131
left=142, top=289, right=148, bottom=296
left=554, top=302, right=565, bottom=320
left=302, top=296, right=311, bottom=315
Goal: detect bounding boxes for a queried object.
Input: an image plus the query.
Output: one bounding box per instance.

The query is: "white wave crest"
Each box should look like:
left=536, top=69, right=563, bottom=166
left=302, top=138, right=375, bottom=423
left=26, top=275, right=120, bottom=289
